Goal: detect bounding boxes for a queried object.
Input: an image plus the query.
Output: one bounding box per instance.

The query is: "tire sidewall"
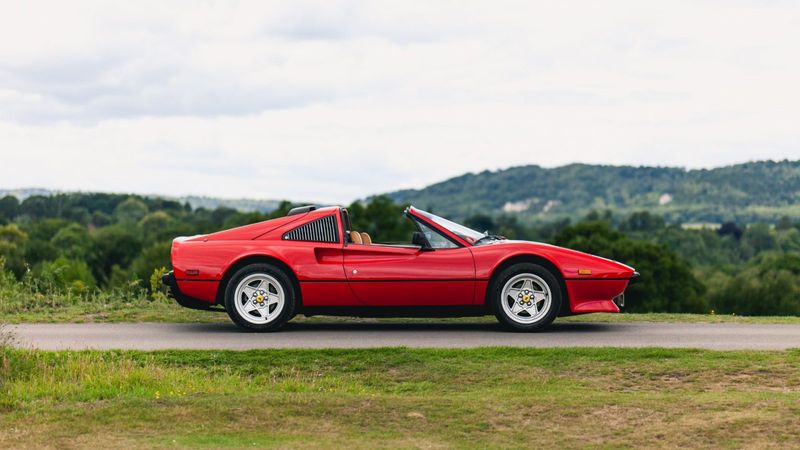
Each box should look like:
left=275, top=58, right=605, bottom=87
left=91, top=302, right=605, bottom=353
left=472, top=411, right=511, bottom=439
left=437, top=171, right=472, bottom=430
left=491, top=263, right=562, bottom=332
left=224, top=263, right=296, bottom=331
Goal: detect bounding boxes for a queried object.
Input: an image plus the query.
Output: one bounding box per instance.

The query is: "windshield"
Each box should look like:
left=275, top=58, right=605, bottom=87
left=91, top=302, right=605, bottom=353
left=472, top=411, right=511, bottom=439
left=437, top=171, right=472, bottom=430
left=415, top=208, right=485, bottom=244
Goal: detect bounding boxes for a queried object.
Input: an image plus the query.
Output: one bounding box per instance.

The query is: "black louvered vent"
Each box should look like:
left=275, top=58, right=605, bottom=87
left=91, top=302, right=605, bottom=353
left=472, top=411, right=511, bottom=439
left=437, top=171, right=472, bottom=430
left=283, top=215, right=339, bottom=243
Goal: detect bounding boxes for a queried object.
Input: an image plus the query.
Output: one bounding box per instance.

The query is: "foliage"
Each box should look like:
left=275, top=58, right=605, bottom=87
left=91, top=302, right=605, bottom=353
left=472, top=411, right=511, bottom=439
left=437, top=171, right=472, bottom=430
left=388, top=160, right=800, bottom=223
left=347, top=195, right=415, bottom=243
left=709, top=253, right=800, bottom=315
left=1, top=190, right=800, bottom=316
left=0, top=224, right=27, bottom=277
left=29, top=257, right=96, bottom=294
left=149, top=266, right=170, bottom=302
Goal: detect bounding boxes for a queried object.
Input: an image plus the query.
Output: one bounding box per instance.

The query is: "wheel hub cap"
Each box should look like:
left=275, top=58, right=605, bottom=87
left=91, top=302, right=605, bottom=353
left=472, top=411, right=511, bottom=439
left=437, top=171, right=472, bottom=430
left=253, top=289, right=267, bottom=305
left=502, top=274, right=552, bottom=324
left=234, top=274, right=286, bottom=325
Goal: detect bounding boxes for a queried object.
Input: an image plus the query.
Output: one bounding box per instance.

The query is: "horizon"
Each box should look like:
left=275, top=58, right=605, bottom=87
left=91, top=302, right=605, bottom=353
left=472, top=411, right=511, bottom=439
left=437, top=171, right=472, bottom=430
left=1, top=157, right=796, bottom=203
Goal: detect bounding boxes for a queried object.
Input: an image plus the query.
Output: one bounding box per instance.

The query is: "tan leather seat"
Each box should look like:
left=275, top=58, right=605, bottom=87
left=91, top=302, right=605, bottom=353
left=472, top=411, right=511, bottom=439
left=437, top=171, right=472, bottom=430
left=349, top=230, right=363, bottom=244
left=360, top=232, right=372, bottom=245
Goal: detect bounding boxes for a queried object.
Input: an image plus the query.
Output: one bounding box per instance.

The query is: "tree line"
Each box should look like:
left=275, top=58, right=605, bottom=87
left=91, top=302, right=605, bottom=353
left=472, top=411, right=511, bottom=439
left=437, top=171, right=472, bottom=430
left=1, top=193, right=800, bottom=315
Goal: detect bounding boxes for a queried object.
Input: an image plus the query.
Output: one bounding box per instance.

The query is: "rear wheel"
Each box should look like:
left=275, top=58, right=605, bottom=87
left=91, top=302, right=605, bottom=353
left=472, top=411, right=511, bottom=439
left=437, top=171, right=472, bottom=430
left=491, top=263, right=562, bottom=331
left=224, top=263, right=296, bottom=331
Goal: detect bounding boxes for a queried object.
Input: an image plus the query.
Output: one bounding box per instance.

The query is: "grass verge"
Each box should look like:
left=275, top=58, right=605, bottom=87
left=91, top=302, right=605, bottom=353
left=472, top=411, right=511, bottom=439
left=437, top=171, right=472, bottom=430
left=1, top=347, right=799, bottom=448
left=2, top=295, right=800, bottom=325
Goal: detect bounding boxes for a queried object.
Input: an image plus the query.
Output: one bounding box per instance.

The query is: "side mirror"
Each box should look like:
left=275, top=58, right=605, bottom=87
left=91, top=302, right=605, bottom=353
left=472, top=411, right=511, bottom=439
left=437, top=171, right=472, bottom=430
left=412, top=231, right=434, bottom=251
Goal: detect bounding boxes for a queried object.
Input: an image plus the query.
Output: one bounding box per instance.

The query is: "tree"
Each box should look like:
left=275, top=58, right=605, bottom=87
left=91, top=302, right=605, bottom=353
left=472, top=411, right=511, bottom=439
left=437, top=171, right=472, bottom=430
left=776, top=215, right=794, bottom=231
left=718, top=222, right=743, bottom=241
left=88, top=226, right=142, bottom=283
left=139, top=211, right=173, bottom=241
left=114, top=197, right=149, bottom=223
left=130, top=241, right=172, bottom=285
left=620, top=211, right=665, bottom=232
left=348, top=196, right=414, bottom=243
left=22, top=218, right=71, bottom=267
left=0, top=196, right=19, bottom=222
left=19, top=195, right=56, bottom=219
left=709, top=253, right=800, bottom=316
left=464, top=214, right=496, bottom=233
left=744, top=223, right=777, bottom=254
left=0, top=224, right=28, bottom=277
left=50, top=223, right=91, bottom=260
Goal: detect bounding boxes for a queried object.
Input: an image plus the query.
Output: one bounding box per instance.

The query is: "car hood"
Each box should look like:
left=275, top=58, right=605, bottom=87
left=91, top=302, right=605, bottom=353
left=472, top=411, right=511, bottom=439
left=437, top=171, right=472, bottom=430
left=481, top=239, right=635, bottom=278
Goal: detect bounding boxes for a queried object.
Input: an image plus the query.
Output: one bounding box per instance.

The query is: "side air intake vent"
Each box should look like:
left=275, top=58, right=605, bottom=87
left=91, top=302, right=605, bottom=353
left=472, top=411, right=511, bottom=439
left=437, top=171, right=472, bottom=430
left=283, top=215, right=339, bottom=243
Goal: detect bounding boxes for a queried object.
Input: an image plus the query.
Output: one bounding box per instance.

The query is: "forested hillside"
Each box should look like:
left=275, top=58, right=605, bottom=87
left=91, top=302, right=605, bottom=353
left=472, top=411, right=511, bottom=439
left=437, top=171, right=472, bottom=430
left=1, top=192, right=800, bottom=316
left=386, top=160, right=800, bottom=223
left=0, top=189, right=283, bottom=214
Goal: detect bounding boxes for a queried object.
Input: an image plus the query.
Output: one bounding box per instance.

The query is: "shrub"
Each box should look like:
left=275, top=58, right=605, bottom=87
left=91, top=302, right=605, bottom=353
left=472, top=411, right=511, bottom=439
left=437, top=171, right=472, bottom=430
left=709, top=252, right=800, bottom=315
left=29, top=257, right=96, bottom=293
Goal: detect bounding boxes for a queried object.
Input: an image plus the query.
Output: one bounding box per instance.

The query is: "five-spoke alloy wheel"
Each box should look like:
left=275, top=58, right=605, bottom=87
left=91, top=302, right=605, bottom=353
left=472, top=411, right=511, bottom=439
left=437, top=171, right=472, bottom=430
left=491, top=263, right=561, bottom=331
left=225, top=263, right=296, bottom=331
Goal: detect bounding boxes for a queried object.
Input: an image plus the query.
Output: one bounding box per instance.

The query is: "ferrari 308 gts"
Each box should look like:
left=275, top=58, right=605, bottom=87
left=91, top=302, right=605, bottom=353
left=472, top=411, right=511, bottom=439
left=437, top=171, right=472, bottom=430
left=162, top=205, right=639, bottom=331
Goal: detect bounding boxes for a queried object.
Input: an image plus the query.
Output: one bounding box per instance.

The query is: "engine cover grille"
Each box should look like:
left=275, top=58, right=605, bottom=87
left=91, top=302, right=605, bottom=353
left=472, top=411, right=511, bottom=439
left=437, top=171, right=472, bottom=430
left=283, top=214, right=339, bottom=243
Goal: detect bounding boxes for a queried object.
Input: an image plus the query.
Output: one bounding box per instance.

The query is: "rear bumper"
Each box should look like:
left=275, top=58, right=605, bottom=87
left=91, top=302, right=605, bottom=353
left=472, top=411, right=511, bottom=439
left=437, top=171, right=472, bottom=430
left=162, top=271, right=177, bottom=287
left=161, top=271, right=220, bottom=311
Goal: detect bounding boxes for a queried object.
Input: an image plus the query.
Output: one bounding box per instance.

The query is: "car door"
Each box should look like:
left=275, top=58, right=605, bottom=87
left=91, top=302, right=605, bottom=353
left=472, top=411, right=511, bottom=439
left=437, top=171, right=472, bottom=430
left=342, top=221, right=476, bottom=306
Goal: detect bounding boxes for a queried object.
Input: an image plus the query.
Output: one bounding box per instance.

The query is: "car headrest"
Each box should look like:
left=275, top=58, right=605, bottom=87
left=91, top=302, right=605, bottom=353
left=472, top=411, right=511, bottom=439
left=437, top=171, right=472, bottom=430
left=349, top=230, right=363, bottom=244
left=360, top=232, right=372, bottom=245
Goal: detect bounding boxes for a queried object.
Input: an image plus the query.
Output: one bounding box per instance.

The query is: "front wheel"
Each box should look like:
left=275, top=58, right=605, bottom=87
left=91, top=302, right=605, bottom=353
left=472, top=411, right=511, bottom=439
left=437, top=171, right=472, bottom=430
left=491, top=263, right=562, bottom=332
left=224, top=263, right=296, bottom=331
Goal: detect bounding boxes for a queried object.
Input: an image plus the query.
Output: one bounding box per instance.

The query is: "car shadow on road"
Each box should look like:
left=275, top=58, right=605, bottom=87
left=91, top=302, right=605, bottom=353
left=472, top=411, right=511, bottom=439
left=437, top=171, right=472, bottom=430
left=178, top=320, right=612, bottom=333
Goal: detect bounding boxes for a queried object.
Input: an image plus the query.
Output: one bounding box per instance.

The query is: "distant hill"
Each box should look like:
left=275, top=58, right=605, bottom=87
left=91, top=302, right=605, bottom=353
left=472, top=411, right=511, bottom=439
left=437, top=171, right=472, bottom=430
left=0, top=189, right=284, bottom=214
left=385, top=160, right=800, bottom=224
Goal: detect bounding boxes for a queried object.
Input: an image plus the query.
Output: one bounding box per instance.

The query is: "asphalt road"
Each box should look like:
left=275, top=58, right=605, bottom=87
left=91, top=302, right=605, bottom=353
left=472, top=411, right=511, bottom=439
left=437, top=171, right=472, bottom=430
left=7, top=321, right=800, bottom=350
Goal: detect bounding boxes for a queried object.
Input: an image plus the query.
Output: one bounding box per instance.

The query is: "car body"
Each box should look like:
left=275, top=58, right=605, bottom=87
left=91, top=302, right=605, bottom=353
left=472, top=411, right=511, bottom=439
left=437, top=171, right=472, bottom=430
left=163, top=205, right=638, bottom=331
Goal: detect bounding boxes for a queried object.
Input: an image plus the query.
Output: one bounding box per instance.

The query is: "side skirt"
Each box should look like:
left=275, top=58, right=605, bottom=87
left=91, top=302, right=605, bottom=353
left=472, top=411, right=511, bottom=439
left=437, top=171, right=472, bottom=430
left=300, top=305, right=490, bottom=318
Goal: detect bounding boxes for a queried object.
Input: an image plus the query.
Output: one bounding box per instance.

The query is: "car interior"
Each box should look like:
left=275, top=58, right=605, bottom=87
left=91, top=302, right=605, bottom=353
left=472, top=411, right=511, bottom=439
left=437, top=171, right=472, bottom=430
left=342, top=208, right=374, bottom=245
left=341, top=208, right=413, bottom=247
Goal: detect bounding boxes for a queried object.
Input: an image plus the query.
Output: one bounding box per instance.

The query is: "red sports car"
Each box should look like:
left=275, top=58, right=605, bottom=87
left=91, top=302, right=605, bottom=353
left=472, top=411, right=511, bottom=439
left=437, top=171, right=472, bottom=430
left=163, top=205, right=638, bottom=331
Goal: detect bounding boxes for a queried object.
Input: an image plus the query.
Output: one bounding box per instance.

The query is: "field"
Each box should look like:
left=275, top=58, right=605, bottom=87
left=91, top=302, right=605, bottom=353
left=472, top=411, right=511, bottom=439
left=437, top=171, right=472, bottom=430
left=1, top=346, right=799, bottom=448
left=4, top=296, right=800, bottom=448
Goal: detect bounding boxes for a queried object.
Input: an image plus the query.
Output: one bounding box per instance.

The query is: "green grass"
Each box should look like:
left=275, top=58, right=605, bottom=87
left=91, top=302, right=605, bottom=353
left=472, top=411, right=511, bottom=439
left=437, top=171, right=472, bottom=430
left=2, top=297, right=800, bottom=325
left=1, top=300, right=228, bottom=323
left=560, top=312, right=800, bottom=324
left=1, top=347, right=800, bottom=448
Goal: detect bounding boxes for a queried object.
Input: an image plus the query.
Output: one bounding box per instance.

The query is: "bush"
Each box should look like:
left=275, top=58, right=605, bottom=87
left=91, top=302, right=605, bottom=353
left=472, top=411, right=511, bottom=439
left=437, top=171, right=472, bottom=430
left=709, top=253, right=800, bottom=315
left=29, top=257, right=96, bottom=294
left=130, top=242, right=171, bottom=286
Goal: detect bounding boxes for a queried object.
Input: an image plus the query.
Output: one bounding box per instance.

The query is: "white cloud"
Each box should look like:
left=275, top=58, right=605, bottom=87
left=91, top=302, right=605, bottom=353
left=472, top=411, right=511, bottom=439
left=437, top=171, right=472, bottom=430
left=1, top=0, right=799, bottom=203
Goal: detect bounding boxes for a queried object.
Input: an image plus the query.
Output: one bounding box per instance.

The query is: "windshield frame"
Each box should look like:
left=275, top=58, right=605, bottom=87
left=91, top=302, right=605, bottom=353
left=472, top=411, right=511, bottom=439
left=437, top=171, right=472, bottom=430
left=408, top=207, right=486, bottom=246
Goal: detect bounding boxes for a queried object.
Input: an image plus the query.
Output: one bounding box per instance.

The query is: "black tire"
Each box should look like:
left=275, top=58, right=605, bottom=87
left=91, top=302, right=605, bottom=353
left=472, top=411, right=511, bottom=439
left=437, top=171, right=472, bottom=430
left=224, top=263, right=296, bottom=332
left=490, top=263, right=562, bottom=332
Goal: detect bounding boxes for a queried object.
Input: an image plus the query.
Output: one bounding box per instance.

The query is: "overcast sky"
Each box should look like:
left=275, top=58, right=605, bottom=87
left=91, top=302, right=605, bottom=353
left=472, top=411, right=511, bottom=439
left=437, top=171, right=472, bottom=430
left=1, top=1, right=799, bottom=203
